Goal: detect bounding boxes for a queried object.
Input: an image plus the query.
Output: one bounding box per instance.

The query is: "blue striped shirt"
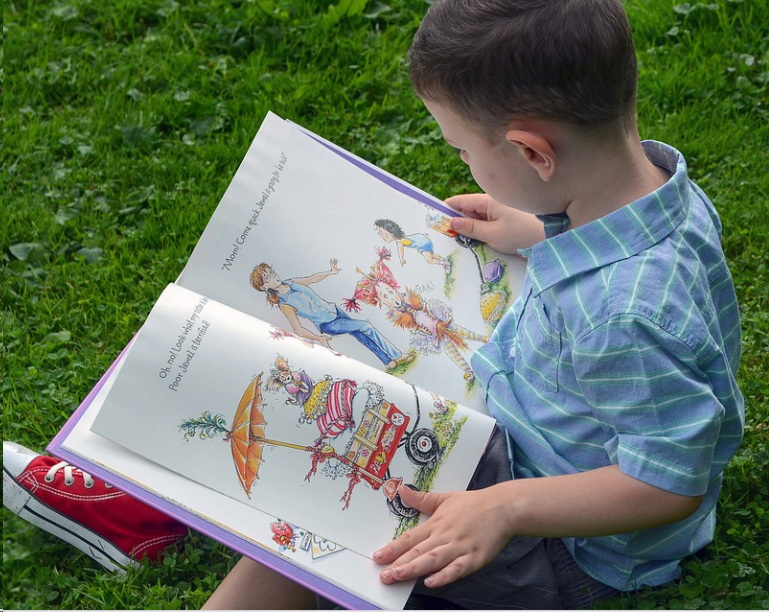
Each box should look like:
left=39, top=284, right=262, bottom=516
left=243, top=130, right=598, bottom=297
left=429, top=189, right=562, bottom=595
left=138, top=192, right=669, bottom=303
left=472, top=141, right=744, bottom=590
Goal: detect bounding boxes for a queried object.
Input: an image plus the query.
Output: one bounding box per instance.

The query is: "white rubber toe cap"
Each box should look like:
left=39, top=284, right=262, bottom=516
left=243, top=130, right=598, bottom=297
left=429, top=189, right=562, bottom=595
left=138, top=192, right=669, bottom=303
left=3, top=441, right=40, bottom=480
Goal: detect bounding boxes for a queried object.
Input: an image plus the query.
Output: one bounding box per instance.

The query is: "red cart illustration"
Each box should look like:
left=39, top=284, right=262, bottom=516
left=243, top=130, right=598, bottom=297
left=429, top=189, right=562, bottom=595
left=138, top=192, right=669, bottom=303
left=331, top=394, right=440, bottom=517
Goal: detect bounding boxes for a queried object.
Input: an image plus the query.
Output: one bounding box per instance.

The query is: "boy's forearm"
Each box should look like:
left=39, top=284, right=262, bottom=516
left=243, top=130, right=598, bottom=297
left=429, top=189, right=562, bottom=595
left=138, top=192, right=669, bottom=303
left=499, top=464, right=703, bottom=538
left=375, top=465, right=703, bottom=589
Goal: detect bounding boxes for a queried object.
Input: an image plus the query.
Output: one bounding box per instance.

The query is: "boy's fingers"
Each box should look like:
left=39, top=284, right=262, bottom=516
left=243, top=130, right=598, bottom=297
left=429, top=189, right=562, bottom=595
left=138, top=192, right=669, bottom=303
left=378, top=539, right=449, bottom=583
left=378, top=553, right=439, bottom=584
left=444, top=193, right=489, bottom=215
left=422, top=556, right=476, bottom=588
left=379, top=546, right=473, bottom=586
left=373, top=489, right=451, bottom=565
left=444, top=194, right=472, bottom=212
left=374, top=524, right=428, bottom=565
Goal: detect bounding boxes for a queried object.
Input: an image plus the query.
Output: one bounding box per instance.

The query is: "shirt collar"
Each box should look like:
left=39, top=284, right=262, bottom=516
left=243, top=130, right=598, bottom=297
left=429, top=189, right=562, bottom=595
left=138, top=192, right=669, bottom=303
left=518, top=141, right=690, bottom=297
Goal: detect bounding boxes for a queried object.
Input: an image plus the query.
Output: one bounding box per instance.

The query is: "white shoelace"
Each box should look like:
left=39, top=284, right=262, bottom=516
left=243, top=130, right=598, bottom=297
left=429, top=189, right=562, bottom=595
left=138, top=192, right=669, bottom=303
left=44, top=461, right=112, bottom=489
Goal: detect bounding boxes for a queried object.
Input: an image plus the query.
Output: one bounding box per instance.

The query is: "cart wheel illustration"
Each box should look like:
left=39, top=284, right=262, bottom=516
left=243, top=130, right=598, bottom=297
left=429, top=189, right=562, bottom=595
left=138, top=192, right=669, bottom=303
left=405, top=428, right=440, bottom=465
left=387, top=483, right=420, bottom=518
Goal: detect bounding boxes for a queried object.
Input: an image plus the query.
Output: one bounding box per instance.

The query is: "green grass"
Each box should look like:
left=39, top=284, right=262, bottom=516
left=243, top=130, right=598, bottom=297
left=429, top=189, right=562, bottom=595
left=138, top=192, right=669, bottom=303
left=3, top=0, right=768, bottom=608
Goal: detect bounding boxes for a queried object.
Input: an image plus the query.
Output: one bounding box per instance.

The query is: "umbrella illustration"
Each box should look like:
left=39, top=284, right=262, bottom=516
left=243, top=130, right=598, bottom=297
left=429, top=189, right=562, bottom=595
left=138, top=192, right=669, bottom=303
left=227, top=373, right=269, bottom=497
left=180, top=372, right=335, bottom=498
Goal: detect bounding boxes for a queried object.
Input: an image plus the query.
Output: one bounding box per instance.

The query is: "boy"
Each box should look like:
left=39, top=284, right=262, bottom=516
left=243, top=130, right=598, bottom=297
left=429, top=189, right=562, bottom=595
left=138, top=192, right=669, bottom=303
left=207, top=0, right=744, bottom=607
left=4, top=0, right=744, bottom=608
left=370, top=0, right=744, bottom=606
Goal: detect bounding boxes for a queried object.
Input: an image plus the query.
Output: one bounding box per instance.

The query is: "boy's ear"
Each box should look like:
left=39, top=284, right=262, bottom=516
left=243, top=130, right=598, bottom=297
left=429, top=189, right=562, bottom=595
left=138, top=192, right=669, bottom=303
left=506, top=129, right=557, bottom=182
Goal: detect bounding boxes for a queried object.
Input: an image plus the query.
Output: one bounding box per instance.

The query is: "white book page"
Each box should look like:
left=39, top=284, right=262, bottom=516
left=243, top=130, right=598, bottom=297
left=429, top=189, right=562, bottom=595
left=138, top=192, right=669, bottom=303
left=176, top=111, right=526, bottom=414
left=90, top=284, right=496, bottom=558
left=62, top=358, right=415, bottom=610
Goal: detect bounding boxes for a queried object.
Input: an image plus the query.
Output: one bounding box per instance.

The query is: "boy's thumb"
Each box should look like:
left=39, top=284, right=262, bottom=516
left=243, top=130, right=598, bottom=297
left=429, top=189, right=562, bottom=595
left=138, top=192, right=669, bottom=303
left=450, top=216, right=485, bottom=242
left=396, top=485, right=448, bottom=516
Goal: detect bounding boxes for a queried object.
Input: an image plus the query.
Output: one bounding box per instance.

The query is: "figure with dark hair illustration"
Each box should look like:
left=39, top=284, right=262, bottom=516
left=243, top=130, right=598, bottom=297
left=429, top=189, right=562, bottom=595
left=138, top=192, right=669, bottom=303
left=374, top=218, right=451, bottom=273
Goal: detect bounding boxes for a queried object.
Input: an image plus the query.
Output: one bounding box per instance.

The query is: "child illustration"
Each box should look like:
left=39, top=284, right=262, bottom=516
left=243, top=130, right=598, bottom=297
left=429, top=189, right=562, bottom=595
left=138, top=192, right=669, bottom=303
left=269, top=521, right=343, bottom=559
left=250, top=259, right=413, bottom=371
left=266, top=355, right=357, bottom=441
left=374, top=218, right=451, bottom=273
left=265, top=355, right=313, bottom=406
left=345, top=249, right=487, bottom=383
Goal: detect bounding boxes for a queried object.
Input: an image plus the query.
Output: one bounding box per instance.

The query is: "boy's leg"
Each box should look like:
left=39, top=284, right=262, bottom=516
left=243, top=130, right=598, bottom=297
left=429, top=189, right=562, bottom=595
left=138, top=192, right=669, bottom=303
left=202, top=555, right=315, bottom=610
left=544, top=537, right=619, bottom=609
left=409, top=429, right=618, bottom=609
left=3, top=441, right=187, bottom=572
left=408, top=427, right=562, bottom=609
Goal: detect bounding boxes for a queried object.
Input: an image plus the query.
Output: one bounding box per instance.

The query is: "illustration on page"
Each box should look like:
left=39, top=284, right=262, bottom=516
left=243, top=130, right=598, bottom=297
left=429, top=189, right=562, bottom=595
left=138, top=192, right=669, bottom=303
left=248, top=259, right=414, bottom=372
left=179, top=355, right=472, bottom=536
left=345, top=248, right=489, bottom=385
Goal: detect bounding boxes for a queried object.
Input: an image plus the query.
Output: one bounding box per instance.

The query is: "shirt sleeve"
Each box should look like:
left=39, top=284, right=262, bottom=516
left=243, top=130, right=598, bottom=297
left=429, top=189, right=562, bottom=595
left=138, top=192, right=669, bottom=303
left=572, top=313, right=723, bottom=496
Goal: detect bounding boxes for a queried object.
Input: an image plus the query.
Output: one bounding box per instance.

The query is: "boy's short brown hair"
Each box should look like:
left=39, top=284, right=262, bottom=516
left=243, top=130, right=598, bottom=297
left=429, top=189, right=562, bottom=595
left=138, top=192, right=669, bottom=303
left=409, top=0, right=638, bottom=132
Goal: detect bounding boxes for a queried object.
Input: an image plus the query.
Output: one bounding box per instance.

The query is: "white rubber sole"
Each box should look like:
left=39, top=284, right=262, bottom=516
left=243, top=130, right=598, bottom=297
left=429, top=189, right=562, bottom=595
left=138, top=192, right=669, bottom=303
left=3, top=466, right=136, bottom=573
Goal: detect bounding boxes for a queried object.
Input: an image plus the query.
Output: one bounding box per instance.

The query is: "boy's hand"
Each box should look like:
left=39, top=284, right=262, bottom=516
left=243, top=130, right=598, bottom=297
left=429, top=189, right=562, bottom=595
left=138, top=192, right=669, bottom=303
left=374, top=465, right=706, bottom=591
left=446, top=193, right=545, bottom=254
left=373, top=485, right=512, bottom=589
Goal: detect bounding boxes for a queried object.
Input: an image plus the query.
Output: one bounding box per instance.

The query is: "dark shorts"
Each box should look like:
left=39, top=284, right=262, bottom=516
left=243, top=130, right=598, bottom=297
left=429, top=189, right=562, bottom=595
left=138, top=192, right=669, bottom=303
left=408, top=427, right=619, bottom=610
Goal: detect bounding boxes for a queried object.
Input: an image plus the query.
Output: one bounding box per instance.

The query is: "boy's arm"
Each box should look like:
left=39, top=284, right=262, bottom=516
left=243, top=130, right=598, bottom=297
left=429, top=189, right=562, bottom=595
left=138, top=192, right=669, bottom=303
left=447, top=193, right=546, bottom=254
left=374, top=465, right=702, bottom=588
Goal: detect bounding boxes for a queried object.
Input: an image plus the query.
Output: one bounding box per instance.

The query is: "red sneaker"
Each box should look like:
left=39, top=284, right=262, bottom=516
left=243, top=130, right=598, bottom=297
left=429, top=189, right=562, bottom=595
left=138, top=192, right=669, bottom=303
left=3, top=441, right=188, bottom=572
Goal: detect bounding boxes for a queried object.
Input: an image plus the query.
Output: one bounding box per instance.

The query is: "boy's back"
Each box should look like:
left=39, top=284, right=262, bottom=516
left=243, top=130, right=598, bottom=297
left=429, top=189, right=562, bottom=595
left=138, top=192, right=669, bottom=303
left=472, top=139, right=744, bottom=589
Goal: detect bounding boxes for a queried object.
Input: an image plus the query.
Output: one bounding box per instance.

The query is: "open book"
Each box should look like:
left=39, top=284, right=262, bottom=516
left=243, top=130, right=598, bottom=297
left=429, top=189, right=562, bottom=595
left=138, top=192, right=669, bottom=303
left=50, top=112, right=527, bottom=610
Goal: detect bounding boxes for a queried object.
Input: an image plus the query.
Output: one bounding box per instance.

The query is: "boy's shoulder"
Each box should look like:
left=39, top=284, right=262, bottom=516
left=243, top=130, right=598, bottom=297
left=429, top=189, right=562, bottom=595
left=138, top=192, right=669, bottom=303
left=532, top=145, right=734, bottom=352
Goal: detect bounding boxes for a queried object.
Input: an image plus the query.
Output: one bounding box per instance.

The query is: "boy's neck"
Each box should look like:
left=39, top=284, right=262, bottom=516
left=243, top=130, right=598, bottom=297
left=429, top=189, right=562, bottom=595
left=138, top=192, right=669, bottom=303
left=559, top=130, right=670, bottom=230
